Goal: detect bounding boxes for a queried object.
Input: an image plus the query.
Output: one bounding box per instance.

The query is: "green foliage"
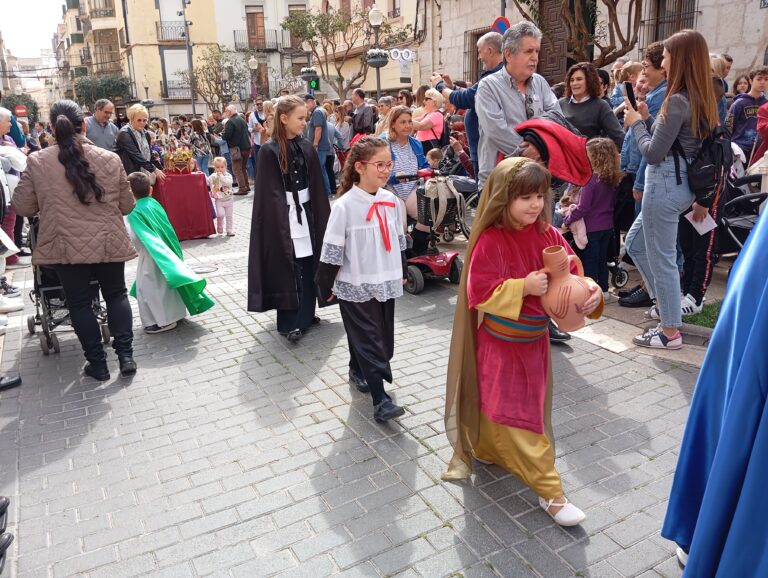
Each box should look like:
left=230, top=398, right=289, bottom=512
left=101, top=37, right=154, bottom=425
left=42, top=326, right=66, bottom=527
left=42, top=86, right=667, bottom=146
left=281, top=6, right=412, bottom=98
left=74, top=74, right=131, bottom=111
left=0, top=93, right=39, bottom=125
left=684, top=301, right=721, bottom=329
left=177, top=45, right=250, bottom=111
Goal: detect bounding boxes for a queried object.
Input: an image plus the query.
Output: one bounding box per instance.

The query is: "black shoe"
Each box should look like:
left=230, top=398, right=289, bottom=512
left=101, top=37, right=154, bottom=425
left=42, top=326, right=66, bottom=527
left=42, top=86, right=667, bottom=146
left=0, top=278, right=20, bottom=297
left=84, top=363, right=110, bottom=382
left=349, top=370, right=370, bottom=393
left=548, top=321, right=571, bottom=342
left=618, top=287, right=653, bottom=308
left=617, top=283, right=642, bottom=299
left=0, top=376, right=21, bottom=391
left=16, top=249, right=31, bottom=257
left=373, top=399, right=405, bottom=422
left=285, top=329, right=303, bottom=343
left=312, top=316, right=321, bottom=325
left=0, top=532, right=13, bottom=574
left=119, top=356, right=137, bottom=377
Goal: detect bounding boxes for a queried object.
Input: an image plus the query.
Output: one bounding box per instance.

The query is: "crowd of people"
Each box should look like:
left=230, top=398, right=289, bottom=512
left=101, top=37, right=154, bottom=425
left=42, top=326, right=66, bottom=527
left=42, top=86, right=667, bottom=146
left=0, top=17, right=765, bottom=576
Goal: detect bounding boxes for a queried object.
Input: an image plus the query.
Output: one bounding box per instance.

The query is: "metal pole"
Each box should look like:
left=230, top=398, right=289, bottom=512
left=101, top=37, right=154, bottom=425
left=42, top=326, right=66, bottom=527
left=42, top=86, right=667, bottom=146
left=182, top=0, right=196, bottom=116
left=374, top=26, right=381, bottom=99
left=500, top=0, right=505, bottom=16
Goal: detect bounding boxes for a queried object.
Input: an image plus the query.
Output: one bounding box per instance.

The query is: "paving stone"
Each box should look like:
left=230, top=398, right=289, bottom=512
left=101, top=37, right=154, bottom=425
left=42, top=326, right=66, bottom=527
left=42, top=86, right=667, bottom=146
left=605, top=539, right=670, bottom=576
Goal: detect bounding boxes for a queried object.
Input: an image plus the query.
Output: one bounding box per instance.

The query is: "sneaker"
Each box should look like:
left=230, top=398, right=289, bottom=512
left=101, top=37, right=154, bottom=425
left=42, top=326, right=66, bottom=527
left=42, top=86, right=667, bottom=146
left=373, top=399, right=405, bottom=422
left=0, top=278, right=20, bottom=297
left=643, top=304, right=660, bottom=320
left=226, top=232, right=235, bottom=237
left=16, top=249, right=31, bottom=258
left=681, top=294, right=703, bottom=316
left=603, top=291, right=618, bottom=304
left=632, top=324, right=683, bottom=349
left=618, top=287, right=653, bottom=308
left=676, top=546, right=688, bottom=567
left=144, top=322, right=178, bottom=334
left=0, top=298, right=23, bottom=313
left=0, top=316, right=8, bottom=326
left=618, top=283, right=642, bottom=298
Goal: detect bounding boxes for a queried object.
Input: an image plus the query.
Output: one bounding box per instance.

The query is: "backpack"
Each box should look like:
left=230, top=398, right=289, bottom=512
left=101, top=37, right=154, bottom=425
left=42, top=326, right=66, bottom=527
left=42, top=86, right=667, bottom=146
left=430, top=114, right=450, bottom=149
left=672, top=124, right=733, bottom=209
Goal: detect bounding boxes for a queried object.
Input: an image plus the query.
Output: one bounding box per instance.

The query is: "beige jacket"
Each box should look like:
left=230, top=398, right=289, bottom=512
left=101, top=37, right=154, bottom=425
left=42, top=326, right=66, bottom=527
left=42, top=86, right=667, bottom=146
left=13, top=138, right=137, bottom=265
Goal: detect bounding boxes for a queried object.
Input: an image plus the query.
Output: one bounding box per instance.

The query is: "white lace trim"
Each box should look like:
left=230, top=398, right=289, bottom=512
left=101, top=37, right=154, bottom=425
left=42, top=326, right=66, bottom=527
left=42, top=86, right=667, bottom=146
left=334, top=279, right=403, bottom=303
left=320, top=243, right=344, bottom=265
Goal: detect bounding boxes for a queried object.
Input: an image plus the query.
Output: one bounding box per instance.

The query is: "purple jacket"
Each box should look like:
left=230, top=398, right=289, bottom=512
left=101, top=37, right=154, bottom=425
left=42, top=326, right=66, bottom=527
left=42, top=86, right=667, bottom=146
left=563, top=174, right=616, bottom=233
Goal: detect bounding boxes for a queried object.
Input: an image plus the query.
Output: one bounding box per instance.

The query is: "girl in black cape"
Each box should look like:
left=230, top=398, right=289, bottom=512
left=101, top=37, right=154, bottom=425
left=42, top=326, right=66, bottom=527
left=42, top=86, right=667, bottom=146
left=247, top=95, right=332, bottom=342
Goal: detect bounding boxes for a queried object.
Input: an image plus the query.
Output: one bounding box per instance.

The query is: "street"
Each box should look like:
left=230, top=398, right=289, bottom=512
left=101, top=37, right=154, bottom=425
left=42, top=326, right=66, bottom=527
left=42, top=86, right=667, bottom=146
left=0, top=195, right=697, bottom=578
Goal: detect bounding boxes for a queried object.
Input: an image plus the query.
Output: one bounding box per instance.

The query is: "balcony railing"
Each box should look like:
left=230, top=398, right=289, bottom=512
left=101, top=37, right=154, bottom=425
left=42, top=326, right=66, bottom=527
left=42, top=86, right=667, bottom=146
left=388, top=8, right=401, bottom=18
left=233, top=29, right=279, bottom=51
left=93, top=60, right=122, bottom=74
left=81, top=47, right=92, bottom=64
left=156, top=21, right=186, bottom=42
left=163, top=80, right=193, bottom=100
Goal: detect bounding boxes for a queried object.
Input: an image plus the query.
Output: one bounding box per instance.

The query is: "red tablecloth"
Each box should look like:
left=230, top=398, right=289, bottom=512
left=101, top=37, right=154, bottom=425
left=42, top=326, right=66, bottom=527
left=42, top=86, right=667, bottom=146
left=153, top=173, right=215, bottom=241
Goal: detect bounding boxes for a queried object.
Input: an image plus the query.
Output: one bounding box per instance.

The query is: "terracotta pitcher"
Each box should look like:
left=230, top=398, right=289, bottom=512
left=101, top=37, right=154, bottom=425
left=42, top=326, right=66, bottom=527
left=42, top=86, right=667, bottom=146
left=539, top=245, right=591, bottom=332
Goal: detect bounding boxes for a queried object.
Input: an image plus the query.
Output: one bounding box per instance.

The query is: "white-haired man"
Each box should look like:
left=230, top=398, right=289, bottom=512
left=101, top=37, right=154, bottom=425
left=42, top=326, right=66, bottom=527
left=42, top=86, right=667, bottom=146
left=475, top=21, right=561, bottom=186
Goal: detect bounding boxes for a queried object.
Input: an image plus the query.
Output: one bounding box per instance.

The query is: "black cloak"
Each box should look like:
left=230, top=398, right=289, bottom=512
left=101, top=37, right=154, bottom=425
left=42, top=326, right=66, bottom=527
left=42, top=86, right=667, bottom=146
left=247, top=137, right=332, bottom=312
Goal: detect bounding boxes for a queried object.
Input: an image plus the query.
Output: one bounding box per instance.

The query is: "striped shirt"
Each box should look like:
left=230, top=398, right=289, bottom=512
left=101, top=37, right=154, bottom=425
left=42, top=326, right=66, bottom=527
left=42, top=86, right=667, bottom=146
left=390, top=141, right=419, bottom=200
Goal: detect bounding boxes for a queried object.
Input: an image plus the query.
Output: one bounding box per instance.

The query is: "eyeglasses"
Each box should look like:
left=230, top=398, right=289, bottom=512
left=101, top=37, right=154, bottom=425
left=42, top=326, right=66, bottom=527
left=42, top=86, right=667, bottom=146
left=361, top=160, right=394, bottom=172
left=524, top=94, right=534, bottom=119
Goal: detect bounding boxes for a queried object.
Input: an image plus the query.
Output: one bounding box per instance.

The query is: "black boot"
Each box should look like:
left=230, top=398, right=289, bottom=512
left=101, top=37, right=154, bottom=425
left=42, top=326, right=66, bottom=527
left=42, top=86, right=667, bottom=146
left=410, top=229, right=430, bottom=257
left=84, top=363, right=110, bottom=382
left=118, top=355, right=137, bottom=377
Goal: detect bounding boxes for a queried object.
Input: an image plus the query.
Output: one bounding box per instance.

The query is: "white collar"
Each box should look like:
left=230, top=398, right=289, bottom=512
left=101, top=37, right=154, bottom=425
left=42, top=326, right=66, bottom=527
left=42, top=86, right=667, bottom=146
left=569, top=94, right=591, bottom=104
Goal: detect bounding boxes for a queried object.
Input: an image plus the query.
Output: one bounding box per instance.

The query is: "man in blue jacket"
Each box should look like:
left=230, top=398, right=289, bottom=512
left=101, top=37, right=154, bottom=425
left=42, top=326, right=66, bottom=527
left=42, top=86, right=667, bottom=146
left=431, top=32, right=503, bottom=180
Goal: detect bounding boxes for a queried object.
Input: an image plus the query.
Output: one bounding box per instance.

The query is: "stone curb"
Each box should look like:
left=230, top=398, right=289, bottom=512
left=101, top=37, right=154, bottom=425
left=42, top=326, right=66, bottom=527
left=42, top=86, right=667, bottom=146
left=680, top=322, right=713, bottom=347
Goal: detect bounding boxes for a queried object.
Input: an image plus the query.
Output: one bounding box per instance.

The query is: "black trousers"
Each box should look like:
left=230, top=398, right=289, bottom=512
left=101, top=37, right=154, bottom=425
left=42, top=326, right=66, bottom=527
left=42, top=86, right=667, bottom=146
left=679, top=211, right=719, bottom=305
left=55, top=262, right=134, bottom=365
left=577, top=229, right=612, bottom=292
left=276, top=256, right=317, bottom=334
left=339, top=298, right=395, bottom=406
left=324, top=153, right=337, bottom=195
left=13, top=215, right=24, bottom=248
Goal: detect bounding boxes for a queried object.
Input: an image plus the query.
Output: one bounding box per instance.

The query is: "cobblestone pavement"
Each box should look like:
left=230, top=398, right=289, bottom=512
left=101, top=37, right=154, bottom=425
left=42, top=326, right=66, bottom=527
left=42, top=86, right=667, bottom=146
left=0, top=195, right=698, bottom=578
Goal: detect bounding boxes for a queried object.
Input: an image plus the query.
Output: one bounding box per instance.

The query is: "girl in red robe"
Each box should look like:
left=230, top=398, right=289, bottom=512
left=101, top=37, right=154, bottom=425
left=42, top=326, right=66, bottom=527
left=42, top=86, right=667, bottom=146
left=443, top=157, right=603, bottom=527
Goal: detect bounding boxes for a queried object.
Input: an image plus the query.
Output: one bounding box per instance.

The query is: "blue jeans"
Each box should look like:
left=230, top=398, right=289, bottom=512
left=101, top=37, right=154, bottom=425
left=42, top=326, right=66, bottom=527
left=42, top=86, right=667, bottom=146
left=252, top=144, right=261, bottom=179
left=223, top=152, right=234, bottom=182
left=316, top=149, right=331, bottom=194
left=625, top=156, right=694, bottom=328
left=195, top=154, right=210, bottom=176
left=578, top=229, right=612, bottom=292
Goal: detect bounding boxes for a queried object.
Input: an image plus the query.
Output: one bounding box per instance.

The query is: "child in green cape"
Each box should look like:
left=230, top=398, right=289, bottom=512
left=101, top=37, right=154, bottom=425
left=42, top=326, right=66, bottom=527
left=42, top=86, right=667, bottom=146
left=126, top=172, right=214, bottom=333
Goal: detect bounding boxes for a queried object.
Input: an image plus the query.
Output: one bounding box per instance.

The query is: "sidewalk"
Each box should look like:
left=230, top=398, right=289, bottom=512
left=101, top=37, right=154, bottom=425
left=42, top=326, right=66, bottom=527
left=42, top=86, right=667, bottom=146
left=0, top=196, right=700, bottom=577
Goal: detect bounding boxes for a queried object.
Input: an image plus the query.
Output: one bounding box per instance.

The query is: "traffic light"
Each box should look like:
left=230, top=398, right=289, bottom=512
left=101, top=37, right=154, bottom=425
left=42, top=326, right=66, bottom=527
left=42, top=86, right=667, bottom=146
left=308, top=77, right=321, bottom=91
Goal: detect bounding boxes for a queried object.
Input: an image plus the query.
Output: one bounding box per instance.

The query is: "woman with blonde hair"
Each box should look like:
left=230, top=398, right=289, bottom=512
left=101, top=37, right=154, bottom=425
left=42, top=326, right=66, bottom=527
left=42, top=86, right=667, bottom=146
left=412, top=88, right=445, bottom=154
left=623, top=29, right=719, bottom=350
left=114, top=103, right=166, bottom=181
left=246, top=95, right=332, bottom=343
left=261, top=100, right=275, bottom=140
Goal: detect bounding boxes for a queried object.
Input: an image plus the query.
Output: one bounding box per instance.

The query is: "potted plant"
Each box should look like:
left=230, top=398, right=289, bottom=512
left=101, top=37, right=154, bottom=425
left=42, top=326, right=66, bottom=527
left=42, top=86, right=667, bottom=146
left=300, top=66, right=319, bottom=82
left=366, top=48, right=389, bottom=69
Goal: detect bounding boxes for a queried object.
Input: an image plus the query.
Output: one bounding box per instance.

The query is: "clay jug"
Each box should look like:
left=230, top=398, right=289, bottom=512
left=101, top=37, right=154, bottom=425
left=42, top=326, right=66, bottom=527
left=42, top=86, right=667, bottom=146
left=539, top=245, right=591, bottom=332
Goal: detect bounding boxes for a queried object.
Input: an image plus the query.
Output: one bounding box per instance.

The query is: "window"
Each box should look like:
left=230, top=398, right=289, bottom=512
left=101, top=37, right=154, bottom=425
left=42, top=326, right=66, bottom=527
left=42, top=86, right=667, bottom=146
left=388, top=0, right=401, bottom=19
left=640, top=0, right=698, bottom=50
left=246, top=7, right=266, bottom=50
left=463, top=27, right=490, bottom=84
left=288, top=5, right=305, bottom=49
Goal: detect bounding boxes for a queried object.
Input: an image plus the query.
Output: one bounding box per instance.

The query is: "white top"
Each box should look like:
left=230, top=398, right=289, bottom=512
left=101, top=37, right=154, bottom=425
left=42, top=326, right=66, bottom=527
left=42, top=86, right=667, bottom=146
left=320, top=185, right=406, bottom=302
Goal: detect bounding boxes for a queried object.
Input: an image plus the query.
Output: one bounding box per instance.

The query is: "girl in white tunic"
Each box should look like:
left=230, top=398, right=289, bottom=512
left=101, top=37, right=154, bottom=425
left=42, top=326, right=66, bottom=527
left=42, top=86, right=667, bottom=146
left=316, top=137, right=408, bottom=422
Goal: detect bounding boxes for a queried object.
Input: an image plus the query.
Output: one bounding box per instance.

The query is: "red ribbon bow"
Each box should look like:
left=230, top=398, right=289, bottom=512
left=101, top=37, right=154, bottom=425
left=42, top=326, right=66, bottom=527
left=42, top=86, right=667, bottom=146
left=366, top=201, right=397, bottom=252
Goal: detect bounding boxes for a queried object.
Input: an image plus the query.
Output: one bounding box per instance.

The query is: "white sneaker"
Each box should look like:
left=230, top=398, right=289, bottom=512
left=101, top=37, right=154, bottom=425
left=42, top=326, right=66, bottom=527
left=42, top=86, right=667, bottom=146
left=0, top=298, right=23, bottom=313
left=643, top=304, right=660, bottom=320
left=676, top=546, right=688, bottom=567
left=633, top=324, right=683, bottom=350
left=681, top=294, right=703, bottom=316
left=538, top=496, right=586, bottom=526
left=603, top=291, right=618, bottom=304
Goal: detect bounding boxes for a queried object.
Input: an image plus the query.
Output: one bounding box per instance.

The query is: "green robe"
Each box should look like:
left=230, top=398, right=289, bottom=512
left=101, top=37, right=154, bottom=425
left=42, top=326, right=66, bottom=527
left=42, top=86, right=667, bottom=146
left=127, top=197, right=215, bottom=315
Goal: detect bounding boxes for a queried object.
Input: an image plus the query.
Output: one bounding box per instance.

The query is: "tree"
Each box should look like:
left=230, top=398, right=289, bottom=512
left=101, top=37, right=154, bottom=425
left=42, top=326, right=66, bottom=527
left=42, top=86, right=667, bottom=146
left=74, top=74, right=131, bottom=111
left=509, top=0, right=642, bottom=67
left=281, top=6, right=412, bottom=98
left=0, top=93, right=39, bottom=125
left=177, top=45, right=250, bottom=112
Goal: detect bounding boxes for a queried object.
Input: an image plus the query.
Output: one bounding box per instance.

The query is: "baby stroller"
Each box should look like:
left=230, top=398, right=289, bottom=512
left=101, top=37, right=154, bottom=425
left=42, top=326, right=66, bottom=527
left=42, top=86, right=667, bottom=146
left=25, top=219, right=110, bottom=355
left=716, top=173, right=767, bottom=276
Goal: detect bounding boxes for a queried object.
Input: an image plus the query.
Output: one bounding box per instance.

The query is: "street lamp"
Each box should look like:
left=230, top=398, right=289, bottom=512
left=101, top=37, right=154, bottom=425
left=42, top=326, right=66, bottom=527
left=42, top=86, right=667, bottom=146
left=142, top=77, right=149, bottom=100
left=368, top=6, right=385, bottom=99
left=248, top=55, right=258, bottom=99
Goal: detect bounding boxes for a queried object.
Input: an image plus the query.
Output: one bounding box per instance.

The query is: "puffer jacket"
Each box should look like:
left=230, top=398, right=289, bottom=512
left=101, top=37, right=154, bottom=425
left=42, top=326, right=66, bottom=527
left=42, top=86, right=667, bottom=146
left=12, top=137, right=137, bottom=265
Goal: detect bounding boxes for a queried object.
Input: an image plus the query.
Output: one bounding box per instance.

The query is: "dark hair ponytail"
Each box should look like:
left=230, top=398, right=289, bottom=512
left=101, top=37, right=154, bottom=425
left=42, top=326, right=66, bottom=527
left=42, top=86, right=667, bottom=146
left=51, top=100, right=105, bottom=205
left=337, top=136, right=389, bottom=196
